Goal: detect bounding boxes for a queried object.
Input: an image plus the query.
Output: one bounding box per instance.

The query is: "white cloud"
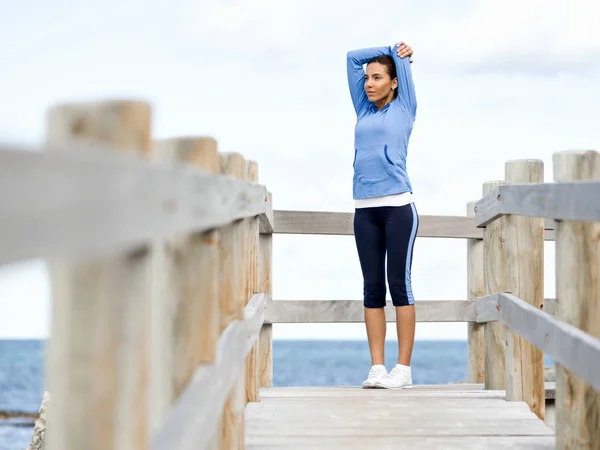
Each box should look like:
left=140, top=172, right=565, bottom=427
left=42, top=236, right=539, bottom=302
left=182, top=0, right=600, bottom=79
left=425, top=0, right=600, bottom=75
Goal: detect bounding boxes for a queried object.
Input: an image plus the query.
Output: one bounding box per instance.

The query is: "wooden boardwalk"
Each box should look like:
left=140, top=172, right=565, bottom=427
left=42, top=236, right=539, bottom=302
left=3, top=99, right=599, bottom=450
left=245, top=385, right=555, bottom=449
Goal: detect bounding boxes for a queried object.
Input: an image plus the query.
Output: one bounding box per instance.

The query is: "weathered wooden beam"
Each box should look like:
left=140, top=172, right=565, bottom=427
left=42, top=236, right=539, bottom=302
left=497, top=293, right=600, bottom=393
left=474, top=181, right=600, bottom=227
left=272, top=210, right=556, bottom=240
left=259, top=191, right=274, bottom=234
left=466, top=201, right=484, bottom=383
left=258, top=192, right=273, bottom=389
left=151, top=293, right=267, bottom=450
left=475, top=294, right=501, bottom=323
left=0, top=144, right=267, bottom=266
left=265, top=300, right=477, bottom=323
left=265, top=298, right=557, bottom=324
left=273, top=210, right=482, bottom=239
left=553, top=150, right=600, bottom=449
left=482, top=180, right=507, bottom=392
left=503, top=159, right=545, bottom=420
left=244, top=160, right=261, bottom=404
left=44, top=100, right=153, bottom=450
left=149, top=137, right=222, bottom=435
left=218, top=152, right=247, bottom=449
left=477, top=295, right=556, bottom=323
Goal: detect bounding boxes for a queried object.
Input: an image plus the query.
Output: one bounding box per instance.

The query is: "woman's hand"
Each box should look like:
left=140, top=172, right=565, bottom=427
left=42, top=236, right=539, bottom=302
left=396, top=42, right=413, bottom=63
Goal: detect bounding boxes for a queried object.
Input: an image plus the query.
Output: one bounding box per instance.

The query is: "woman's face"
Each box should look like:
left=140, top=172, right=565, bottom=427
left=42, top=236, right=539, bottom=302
left=364, top=62, right=397, bottom=103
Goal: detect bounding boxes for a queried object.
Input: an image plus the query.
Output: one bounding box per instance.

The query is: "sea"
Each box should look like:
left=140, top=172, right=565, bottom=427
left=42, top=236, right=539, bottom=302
left=0, top=339, right=554, bottom=450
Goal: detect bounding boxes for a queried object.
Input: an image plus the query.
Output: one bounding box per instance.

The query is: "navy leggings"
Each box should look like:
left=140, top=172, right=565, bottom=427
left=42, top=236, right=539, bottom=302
left=353, top=203, right=419, bottom=308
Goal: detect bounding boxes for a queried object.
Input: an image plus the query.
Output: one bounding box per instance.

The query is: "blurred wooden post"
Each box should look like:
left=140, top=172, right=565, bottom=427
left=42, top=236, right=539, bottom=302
left=258, top=192, right=273, bottom=388
left=466, top=201, right=484, bottom=383
left=503, top=160, right=545, bottom=420
left=44, top=100, right=152, bottom=450
left=245, top=161, right=261, bottom=402
left=553, top=150, right=600, bottom=449
left=219, top=153, right=246, bottom=449
left=150, top=137, right=220, bottom=433
left=482, top=180, right=506, bottom=390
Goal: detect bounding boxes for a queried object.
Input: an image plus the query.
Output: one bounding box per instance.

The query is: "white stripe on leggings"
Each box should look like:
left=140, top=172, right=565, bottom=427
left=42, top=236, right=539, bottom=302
left=405, top=203, right=418, bottom=305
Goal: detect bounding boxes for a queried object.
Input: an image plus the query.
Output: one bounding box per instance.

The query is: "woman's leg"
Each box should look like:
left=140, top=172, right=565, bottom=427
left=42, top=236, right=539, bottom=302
left=385, top=203, right=419, bottom=366
left=353, top=207, right=387, bottom=366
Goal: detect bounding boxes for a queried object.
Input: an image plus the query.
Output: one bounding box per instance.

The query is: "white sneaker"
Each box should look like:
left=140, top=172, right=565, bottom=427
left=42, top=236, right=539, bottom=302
left=374, top=364, right=413, bottom=389
left=362, top=365, right=387, bottom=389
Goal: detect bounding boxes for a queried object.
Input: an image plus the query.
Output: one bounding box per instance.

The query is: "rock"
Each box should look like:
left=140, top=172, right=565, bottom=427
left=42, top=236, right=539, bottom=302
left=27, top=391, right=50, bottom=450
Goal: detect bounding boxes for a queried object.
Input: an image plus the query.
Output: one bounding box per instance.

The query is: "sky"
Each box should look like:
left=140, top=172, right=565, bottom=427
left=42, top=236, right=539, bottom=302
left=1, top=0, right=599, bottom=340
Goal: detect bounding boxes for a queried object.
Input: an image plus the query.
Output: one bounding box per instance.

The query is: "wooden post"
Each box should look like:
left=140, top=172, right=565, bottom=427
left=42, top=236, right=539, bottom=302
left=466, top=201, right=484, bottom=383
left=219, top=153, right=246, bottom=450
left=245, top=160, right=261, bottom=402
left=44, top=100, right=152, bottom=450
left=553, top=150, right=600, bottom=449
left=150, top=137, right=221, bottom=432
left=503, top=160, right=545, bottom=420
left=258, top=192, right=273, bottom=388
left=482, top=180, right=506, bottom=390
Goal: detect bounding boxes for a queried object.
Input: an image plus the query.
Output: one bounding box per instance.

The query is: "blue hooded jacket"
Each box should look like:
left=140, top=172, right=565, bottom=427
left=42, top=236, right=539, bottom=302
left=347, top=44, right=417, bottom=200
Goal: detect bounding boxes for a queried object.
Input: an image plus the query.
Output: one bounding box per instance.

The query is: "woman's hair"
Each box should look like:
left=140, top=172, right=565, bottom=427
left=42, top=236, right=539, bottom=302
left=367, top=55, right=398, bottom=99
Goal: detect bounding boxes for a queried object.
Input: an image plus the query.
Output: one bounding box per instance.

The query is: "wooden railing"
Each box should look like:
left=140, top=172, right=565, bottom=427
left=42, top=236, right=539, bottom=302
left=2, top=98, right=599, bottom=450
left=1, top=99, right=274, bottom=450
left=264, top=209, right=556, bottom=385
left=473, top=154, right=600, bottom=448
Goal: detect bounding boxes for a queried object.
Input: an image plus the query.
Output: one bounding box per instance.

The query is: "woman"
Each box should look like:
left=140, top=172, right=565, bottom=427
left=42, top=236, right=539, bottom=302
left=346, top=42, right=417, bottom=389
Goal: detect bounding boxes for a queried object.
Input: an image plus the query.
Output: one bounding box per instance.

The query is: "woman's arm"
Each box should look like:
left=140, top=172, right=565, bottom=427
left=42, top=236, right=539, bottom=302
left=346, top=46, right=390, bottom=117
left=391, top=42, right=417, bottom=117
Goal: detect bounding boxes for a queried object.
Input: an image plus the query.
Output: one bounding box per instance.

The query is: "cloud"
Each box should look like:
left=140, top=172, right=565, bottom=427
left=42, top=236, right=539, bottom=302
left=434, top=0, right=600, bottom=76
left=185, top=0, right=600, bottom=76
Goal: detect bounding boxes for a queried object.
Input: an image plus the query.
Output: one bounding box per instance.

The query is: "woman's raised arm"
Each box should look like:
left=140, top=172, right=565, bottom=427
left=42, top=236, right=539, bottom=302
left=346, top=46, right=389, bottom=117
left=391, top=42, right=417, bottom=117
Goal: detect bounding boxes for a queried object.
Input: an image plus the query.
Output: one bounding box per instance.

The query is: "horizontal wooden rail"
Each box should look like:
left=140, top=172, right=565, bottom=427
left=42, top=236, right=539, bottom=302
left=474, top=181, right=600, bottom=227
left=152, top=293, right=268, bottom=450
left=0, top=144, right=273, bottom=265
left=265, top=298, right=556, bottom=323
left=475, top=293, right=600, bottom=391
left=273, top=210, right=556, bottom=240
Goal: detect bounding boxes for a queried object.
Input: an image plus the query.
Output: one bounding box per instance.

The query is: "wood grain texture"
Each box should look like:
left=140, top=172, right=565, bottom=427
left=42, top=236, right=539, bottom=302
left=475, top=294, right=501, bottom=323
left=259, top=190, right=273, bottom=234
left=258, top=196, right=273, bottom=388
left=273, top=210, right=483, bottom=239
left=0, top=143, right=266, bottom=266
left=151, top=137, right=221, bottom=434
left=44, top=100, right=152, bottom=450
left=503, top=160, right=545, bottom=420
left=467, top=201, right=485, bottom=383
left=273, top=210, right=555, bottom=240
left=265, top=297, right=556, bottom=324
left=474, top=185, right=504, bottom=228
left=151, top=294, right=267, bottom=450
left=482, top=181, right=507, bottom=391
left=475, top=181, right=600, bottom=226
left=218, top=153, right=246, bottom=450
left=245, top=386, right=554, bottom=449
left=498, top=294, right=600, bottom=391
left=244, top=160, right=260, bottom=404
left=266, top=300, right=478, bottom=323
left=553, top=150, right=600, bottom=450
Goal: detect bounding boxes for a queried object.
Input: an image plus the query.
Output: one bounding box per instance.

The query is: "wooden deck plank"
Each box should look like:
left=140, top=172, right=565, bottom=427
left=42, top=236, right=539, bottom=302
left=245, top=386, right=555, bottom=449
left=258, top=384, right=556, bottom=399
left=246, top=436, right=555, bottom=449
